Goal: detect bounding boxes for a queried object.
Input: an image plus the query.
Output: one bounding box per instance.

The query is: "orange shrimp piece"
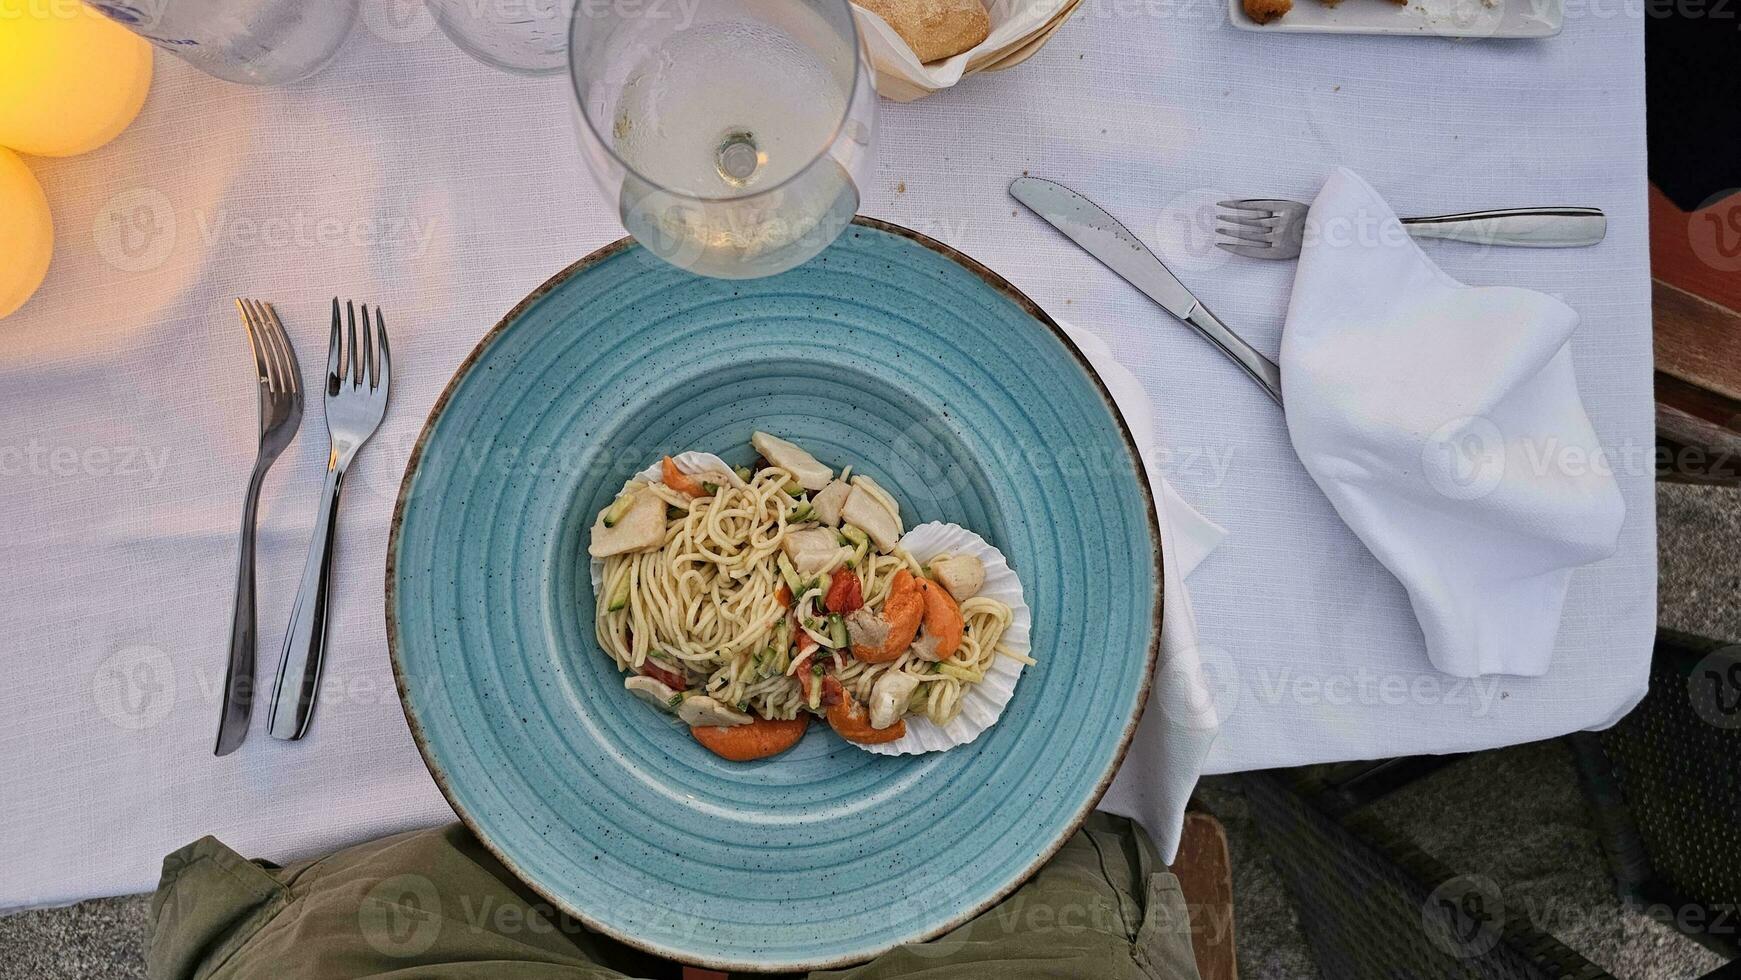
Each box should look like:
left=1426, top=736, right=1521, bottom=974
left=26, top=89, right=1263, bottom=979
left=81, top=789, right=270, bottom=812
left=883, top=569, right=925, bottom=647
left=826, top=693, right=906, bottom=744
left=692, top=715, right=809, bottom=761
left=852, top=569, right=924, bottom=664
left=919, top=579, right=964, bottom=658
left=661, top=456, right=705, bottom=497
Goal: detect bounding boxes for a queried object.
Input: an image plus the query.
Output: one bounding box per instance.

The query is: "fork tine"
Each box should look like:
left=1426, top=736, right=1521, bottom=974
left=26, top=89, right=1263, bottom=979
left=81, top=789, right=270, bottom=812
left=246, top=300, right=286, bottom=395
left=375, top=309, right=390, bottom=394
left=239, top=301, right=262, bottom=383
left=347, top=300, right=361, bottom=388
left=1216, top=222, right=1275, bottom=246
left=360, top=304, right=375, bottom=390
left=1217, top=211, right=1278, bottom=232
left=327, top=298, right=343, bottom=394
left=237, top=299, right=275, bottom=392
left=259, top=301, right=300, bottom=395
left=1216, top=200, right=1275, bottom=217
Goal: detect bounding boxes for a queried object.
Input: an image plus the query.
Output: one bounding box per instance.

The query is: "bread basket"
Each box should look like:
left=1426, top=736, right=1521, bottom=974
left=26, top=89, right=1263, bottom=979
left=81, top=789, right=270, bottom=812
left=853, top=0, right=1084, bottom=102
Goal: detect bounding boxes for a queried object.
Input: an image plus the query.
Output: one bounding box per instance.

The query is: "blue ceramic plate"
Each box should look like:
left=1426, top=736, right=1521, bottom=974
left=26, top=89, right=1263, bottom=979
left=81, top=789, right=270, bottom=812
left=388, top=218, right=1163, bottom=972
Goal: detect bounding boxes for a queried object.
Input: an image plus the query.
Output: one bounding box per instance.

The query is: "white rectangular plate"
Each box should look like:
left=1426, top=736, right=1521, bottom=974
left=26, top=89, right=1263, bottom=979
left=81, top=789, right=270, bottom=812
left=1228, top=0, right=1562, bottom=36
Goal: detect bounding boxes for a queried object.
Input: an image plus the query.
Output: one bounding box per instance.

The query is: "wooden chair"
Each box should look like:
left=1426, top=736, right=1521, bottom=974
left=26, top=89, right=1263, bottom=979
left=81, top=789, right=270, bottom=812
left=1173, top=810, right=1239, bottom=980
left=1650, top=185, right=1741, bottom=486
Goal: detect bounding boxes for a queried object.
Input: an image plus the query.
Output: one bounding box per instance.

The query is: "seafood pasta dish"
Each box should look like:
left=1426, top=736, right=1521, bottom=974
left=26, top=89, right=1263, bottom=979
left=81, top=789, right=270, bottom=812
left=588, top=433, right=1030, bottom=761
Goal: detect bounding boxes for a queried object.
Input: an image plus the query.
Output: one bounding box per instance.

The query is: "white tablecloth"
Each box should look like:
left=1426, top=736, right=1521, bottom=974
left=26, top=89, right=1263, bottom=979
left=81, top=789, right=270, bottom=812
left=0, top=0, right=1655, bottom=910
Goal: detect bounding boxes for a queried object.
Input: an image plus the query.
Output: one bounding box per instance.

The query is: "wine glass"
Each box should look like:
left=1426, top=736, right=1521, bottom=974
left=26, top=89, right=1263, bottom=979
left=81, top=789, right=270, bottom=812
left=428, top=0, right=570, bottom=75
left=568, top=0, right=876, bottom=279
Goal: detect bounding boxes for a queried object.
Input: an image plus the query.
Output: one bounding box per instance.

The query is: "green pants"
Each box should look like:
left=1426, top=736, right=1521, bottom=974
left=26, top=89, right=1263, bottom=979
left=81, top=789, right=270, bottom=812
left=147, top=813, right=1202, bottom=980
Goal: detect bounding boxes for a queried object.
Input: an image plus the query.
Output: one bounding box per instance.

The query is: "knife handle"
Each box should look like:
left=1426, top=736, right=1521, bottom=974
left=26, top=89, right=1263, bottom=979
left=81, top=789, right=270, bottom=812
left=1183, top=303, right=1284, bottom=406
left=1401, top=208, right=1607, bottom=248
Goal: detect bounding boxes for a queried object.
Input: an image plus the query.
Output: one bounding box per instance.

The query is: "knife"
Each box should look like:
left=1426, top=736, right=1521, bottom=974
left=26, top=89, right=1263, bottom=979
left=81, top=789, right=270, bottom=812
left=1010, top=176, right=1284, bottom=406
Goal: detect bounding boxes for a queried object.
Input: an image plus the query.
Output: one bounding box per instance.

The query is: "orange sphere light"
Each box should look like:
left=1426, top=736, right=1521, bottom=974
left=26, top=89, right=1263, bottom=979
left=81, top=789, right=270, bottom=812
left=0, top=148, right=53, bottom=318
left=0, top=0, right=153, bottom=157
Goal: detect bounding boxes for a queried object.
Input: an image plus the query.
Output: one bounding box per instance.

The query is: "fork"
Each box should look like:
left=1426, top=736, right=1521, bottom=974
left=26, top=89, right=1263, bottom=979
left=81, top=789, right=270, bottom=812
left=215, top=300, right=304, bottom=757
left=1215, top=199, right=1608, bottom=259
left=267, top=299, right=391, bottom=741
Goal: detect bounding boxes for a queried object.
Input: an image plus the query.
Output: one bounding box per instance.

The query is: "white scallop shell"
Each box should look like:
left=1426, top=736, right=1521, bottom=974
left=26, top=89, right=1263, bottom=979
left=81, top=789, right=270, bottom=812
left=856, top=521, right=1032, bottom=756
left=588, top=451, right=736, bottom=600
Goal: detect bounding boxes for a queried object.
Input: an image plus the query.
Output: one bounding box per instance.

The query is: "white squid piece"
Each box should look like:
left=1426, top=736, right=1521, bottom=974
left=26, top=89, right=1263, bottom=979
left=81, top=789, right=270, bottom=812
left=840, top=488, right=901, bottom=552
left=677, top=695, right=752, bottom=728
left=782, top=527, right=848, bottom=577
left=751, top=431, right=834, bottom=490
left=624, top=676, right=677, bottom=711
left=811, top=480, right=852, bottom=527
left=588, top=488, right=665, bottom=557
left=868, top=671, right=921, bottom=730
left=929, top=554, right=985, bottom=600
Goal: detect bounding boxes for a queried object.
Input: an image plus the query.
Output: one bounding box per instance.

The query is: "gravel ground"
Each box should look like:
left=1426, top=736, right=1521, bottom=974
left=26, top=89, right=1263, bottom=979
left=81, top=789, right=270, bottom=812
left=3, top=483, right=1735, bottom=980
left=0, top=896, right=148, bottom=980
left=1656, top=482, right=1741, bottom=641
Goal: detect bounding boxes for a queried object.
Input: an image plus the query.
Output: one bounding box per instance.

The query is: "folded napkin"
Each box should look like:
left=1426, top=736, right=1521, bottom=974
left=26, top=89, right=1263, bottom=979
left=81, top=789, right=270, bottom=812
left=1060, top=321, right=1227, bottom=861
left=1281, top=169, right=1625, bottom=678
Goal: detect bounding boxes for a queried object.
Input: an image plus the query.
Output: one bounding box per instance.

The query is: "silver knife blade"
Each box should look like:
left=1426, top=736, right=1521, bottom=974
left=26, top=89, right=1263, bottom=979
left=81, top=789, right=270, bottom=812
left=1011, top=176, right=1284, bottom=406
left=1009, top=176, right=1200, bottom=319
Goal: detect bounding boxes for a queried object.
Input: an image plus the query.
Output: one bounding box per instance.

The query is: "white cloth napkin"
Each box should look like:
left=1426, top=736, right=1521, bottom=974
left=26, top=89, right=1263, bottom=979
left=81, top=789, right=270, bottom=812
left=1280, top=169, right=1626, bottom=679
left=1060, top=321, right=1227, bottom=861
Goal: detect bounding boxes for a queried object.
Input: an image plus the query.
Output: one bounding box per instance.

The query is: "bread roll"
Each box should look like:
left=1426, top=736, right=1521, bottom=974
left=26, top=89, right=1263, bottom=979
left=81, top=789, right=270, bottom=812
left=1243, top=0, right=1293, bottom=21
left=856, top=0, right=991, bottom=63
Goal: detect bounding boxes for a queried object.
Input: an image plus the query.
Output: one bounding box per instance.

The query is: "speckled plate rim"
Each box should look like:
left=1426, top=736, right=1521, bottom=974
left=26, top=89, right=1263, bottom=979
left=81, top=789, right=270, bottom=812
left=384, top=216, right=1166, bottom=973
